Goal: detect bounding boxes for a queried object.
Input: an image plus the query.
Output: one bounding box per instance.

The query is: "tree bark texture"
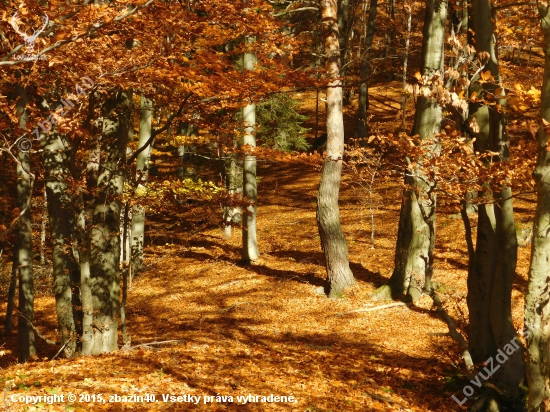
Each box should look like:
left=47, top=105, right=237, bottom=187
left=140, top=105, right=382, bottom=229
left=317, top=0, right=355, bottom=298
left=85, top=89, right=132, bottom=355
left=467, top=0, right=525, bottom=408
left=17, top=149, right=36, bottom=362
left=131, top=95, right=153, bottom=275
left=41, top=132, right=81, bottom=357
left=524, top=5, right=550, bottom=410
left=371, top=0, right=446, bottom=302
left=242, top=51, right=259, bottom=262
left=15, top=85, right=36, bottom=361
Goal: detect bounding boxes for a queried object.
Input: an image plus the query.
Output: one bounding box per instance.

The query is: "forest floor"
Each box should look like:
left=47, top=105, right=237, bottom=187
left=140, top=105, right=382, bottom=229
left=0, top=78, right=538, bottom=411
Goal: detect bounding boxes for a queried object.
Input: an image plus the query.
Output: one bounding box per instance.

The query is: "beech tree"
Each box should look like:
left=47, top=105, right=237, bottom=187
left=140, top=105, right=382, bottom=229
left=465, top=0, right=525, bottom=408
left=372, top=0, right=447, bottom=302
left=242, top=49, right=259, bottom=262
left=131, top=95, right=153, bottom=275
left=15, top=85, right=36, bottom=361
left=524, top=4, right=550, bottom=410
left=317, top=0, right=355, bottom=297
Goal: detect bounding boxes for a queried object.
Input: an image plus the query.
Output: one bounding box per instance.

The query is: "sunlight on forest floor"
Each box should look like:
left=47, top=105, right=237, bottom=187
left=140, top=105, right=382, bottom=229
left=0, top=158, right=534, bottom=411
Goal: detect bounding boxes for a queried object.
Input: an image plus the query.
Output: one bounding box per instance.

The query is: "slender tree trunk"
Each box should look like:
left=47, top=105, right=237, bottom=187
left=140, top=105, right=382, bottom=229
left=17, top=149, right=36, bottom=362
left=371, top=0, right=446, bottom=302
left=121, top=201, right=130, bottom=347
left=318, top=0, right=355, bottom=298
left=87, top=89, right=132, bottom=354
left=40, top=187, right=46, bottom=265
left=131, top=96, right=153, bottom=275
left=524, top=5, right=550, bottom=410
left=5, top=243, right=18, bottom=335
left=77, top=195, right=93, bottom=355
left=223, top=153, right=242, bottom=238
left=338, top=0, right=352, bottom=105
left=401, top=3, right=412, bottom=129
left=356, top=0, right=378, bottom=137
left=242, top=50, right=259, bottom=262
left=14, top=85, right=36, bottom=361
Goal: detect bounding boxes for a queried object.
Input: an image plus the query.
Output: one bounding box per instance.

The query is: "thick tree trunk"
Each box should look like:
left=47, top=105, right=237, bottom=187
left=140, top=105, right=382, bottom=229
left=356, top=0, right=378, bottom=137
left=131, top=96, right=153, bottom=275
left=41, top=132, right=81, bottom=357
left=371, top=0, right=446, bottom=302
left=242, top=51, right=259, bottom=262
left=466, top=0, right=524, bottom=408
left=318, top=0, right=355, bottom=298
left=524, top=5, right=550, bottom=410
left=86, top=89, right=132, bottom=354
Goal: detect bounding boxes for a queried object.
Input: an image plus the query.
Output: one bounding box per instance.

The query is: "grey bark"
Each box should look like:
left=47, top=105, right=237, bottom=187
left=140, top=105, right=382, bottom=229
left=356, top=0, right=378, bottom=137
left=401, top=3, right=412, bottom=129
left=131, top=95, right=153, bottom=275
left=242, top=51, right=259, bottom=262
left=17, top=149, right=36, bottom=362
left=41, top=132, right=82, bottom=357
left=371, top=0, right=446, bottom=302
left=14, top=85, right=36, bottom=361
left=4, top=243, right=17, bottom=335
left=85, top=89, right=132, bottom=355
left=223, top=154, right=242, bottom=238
left=466, top=0, right=525, bottom=408
left=524, top=5, right=550, bottom=411
left=318, top=0, right=355, bottom=298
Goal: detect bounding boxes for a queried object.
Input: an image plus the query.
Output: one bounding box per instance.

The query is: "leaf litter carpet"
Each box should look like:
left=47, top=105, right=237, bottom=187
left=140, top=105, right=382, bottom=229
left=0, top=161, right=533, bottom=411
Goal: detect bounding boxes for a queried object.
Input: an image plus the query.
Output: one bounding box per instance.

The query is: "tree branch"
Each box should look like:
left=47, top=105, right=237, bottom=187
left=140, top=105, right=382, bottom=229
left=125, top=92, right=193, bottom=166
left=0, top=0, right=154, bottom=66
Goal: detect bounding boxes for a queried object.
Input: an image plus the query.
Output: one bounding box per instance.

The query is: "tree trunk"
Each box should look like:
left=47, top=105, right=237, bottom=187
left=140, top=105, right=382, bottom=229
left=14, top=85, right=36, bottom=361
left=318, top=0, right=355, bottom=298
left=466, top=0, right=525, bottom=408
left=131, top=95, right=153, bottom=275
left=524, top=5, right=550, bottom=410
left=242, top=50, right=259, bottom=262
left=40, top=187, right=46, bottom=265
left=371, top=0, right=446, bottom=302
left=401, top=3, right=412, bottom=129
left=338, top=0, right=352, bottom=105
left=41, top=132, right=81, bottom=357
left=17, top=149, right=36, bottom=362
left=223, top=153, right=242, bottom=238
left=356, top=0, right=378, bottom=137
left=86, top=89, right=132, bottom=354
left=4, top=243, right=18, bottom=335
